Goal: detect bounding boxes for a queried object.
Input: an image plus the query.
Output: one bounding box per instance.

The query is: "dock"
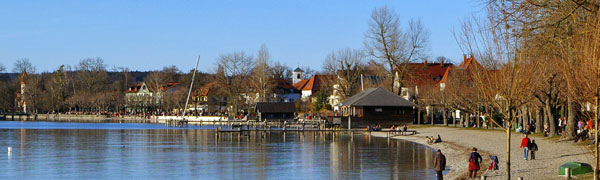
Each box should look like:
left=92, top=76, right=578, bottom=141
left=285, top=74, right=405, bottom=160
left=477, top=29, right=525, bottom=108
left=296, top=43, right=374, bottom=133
left=164, top=119, right=189, bottom=127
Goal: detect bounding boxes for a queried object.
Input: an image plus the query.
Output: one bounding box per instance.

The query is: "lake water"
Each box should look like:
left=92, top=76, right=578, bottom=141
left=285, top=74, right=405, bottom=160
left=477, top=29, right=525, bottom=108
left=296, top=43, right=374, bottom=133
left=0, top=121, right=437, bottom=179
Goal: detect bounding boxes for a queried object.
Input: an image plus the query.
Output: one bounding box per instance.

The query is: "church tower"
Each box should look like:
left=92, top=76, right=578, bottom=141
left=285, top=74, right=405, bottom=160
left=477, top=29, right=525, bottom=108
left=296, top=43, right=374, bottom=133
left=292, top=67, right=304, bottom=84
left=18, top=71, right=27, bottom=112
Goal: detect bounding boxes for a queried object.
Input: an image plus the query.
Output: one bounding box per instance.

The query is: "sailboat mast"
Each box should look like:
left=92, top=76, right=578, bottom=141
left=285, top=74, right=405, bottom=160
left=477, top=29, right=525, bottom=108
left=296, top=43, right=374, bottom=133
left=182, top=56, right=200, bottom=119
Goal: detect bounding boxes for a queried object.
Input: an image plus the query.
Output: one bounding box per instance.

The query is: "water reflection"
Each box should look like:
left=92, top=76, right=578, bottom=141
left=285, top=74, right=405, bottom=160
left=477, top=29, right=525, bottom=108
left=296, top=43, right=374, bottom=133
left=0, top=122, right=436, bottom=179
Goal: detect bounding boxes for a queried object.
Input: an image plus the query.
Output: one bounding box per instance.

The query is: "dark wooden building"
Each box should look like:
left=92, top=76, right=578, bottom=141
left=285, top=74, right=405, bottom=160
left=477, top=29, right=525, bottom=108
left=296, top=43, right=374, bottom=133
left=339, top=88, right=415, bottom=128
left=256, top=102, right=296, bottom=121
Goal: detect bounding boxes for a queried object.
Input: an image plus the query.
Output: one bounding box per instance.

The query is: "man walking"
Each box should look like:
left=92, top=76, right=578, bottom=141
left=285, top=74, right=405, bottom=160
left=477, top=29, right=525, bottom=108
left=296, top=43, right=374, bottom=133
left=520, top=134, right=531, bottom=160
left=529, top=139, right=538, bottom=160
left=434, top=149, right=446, bottom=180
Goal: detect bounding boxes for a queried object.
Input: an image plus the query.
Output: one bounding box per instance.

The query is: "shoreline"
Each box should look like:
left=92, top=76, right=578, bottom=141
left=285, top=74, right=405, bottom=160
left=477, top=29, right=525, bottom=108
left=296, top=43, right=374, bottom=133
left=369, top=130, right=474, bottom=179
left=369, top=126, right=591, bottom=180
left=1, top=119, right=590, bottom=179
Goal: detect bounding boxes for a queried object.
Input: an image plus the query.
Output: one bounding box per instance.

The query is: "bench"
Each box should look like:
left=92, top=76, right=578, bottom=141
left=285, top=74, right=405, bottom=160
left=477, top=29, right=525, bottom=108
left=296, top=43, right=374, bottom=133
left=384, top=130, right=417, bottom=137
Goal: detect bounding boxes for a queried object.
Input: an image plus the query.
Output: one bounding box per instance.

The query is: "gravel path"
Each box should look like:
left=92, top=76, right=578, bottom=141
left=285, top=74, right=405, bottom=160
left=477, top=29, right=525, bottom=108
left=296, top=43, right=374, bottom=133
left=370, top=127, right=591, bottom=180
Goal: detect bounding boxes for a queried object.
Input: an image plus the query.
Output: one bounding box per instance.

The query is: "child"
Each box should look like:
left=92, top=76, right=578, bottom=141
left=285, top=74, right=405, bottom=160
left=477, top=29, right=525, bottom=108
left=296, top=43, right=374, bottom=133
left=529, top=139, right=538, bottom=160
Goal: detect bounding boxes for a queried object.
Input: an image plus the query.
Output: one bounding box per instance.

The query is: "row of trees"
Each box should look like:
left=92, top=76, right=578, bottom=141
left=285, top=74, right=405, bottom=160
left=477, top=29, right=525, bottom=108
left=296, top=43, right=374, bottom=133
left=318, top=4, right=600, bottom=179
left=417, top=1, right=600, bottom=179
left=0, top=58, right=206, bottom=115
left=0, top=5, right=434, bottom=117
left=0, top=48, right=310, bottom=116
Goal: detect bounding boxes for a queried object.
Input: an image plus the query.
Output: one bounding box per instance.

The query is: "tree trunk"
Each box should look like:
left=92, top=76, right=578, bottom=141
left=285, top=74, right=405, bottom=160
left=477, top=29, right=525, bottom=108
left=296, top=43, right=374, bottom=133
left=417, top=108, right=421, bottom=125
left=545, top=99, right=557, bottom=136
left=536, top=108, right=543, bottom=133
left=506, top=110, right=513, bottom=180
left=474, top=111, right=478, bottom=128
left=527, top=107, right=533, bottom=131
left=487, top=109, right=492, bottom=129
left=595, top=95, right=599, bottom=180
left=461, top=112, right=466, bottom=127
left=567, top=96, right=576, bottom=139
left=453, top=110, right=457, bottom=127
left=431, top=107, right=434, bottom=125
left=521, top=106, right=529, bottom=129
left=443, top=107, right=448, bottom=126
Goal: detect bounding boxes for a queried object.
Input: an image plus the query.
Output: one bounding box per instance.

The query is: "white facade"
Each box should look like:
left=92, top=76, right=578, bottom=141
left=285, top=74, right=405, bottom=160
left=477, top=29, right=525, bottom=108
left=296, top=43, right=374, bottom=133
left=292, top=68, right=304, bottom=84
left=301, top=90, right=312, bottom=99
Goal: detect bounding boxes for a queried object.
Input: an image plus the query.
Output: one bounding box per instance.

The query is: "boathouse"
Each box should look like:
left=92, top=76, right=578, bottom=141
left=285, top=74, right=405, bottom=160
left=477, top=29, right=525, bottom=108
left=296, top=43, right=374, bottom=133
left=256, top=102, right=296, bottom=121
left=339, top=88, right=415, bottom=128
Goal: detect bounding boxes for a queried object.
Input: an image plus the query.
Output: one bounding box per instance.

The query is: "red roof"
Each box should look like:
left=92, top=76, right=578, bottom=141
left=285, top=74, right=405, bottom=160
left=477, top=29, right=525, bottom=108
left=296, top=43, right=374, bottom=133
left=293, top=79, right=309, bottom=90
left=273, top=79, right=295, bottom=90
left=293, top=75, right=333, bottom=93
left=458, top=54, right=482, bottom=71
left=401, top=62, right=454, bottom=87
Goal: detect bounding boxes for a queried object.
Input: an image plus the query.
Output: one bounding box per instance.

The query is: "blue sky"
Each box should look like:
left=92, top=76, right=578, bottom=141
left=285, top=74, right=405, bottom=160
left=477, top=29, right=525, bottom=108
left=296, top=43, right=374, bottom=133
left=0, top=0, right=485, bottom=73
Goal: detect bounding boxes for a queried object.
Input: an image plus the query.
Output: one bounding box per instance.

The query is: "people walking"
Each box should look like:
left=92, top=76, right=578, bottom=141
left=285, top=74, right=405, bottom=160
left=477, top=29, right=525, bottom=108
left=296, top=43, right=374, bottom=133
left=529, top=139, right=538, bottom=160
left=434, top=149, right=446, bottom=180
left=520, top=134, right=531, bottom=160
left=468, top=147, right=483, bottom=178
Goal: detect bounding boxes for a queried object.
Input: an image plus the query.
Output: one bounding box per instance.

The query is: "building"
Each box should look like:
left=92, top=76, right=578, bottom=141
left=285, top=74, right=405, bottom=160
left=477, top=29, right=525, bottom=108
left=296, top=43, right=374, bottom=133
left=329, top=72, right=387, bottom=111
left=272, top=79, right=301, bottom=102
left=256, top=102, right=296, bottom=121
left=124, top=81, right=179, bottom=113
left=293, top=72, right=333, bottom=100
left=191, top=81, right=229, bottom=113
left=395, top=61, right=454, bottom=102
left=391, top=60, right=454, bottom=124
left=339, top=88, right=415, bottom=128
left=15, top=71, right=27, bottom=113
left=458, top=54, right=483, bottom=71
left=240, top=78, right=302, bottom=107
left=292, top=67, right=304, bottom=84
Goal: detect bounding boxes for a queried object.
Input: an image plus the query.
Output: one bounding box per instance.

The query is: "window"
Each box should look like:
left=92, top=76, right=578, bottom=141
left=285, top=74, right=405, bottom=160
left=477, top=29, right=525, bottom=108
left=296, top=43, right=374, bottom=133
left=297, top=74, right=300, bottom=78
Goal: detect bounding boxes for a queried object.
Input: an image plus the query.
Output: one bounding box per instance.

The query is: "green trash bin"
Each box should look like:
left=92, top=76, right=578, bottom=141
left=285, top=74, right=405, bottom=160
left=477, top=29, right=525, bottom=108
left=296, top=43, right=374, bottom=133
left=559, top=162, right=593, bottom=176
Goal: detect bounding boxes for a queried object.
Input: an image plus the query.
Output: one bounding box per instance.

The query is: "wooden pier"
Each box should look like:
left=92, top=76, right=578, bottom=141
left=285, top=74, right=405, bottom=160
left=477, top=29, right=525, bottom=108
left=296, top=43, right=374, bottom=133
left=165, top=119, right=189, bottom=127
left=163, top=118, right=420, bottom=137
left=212, top=120, right=329, bottom=132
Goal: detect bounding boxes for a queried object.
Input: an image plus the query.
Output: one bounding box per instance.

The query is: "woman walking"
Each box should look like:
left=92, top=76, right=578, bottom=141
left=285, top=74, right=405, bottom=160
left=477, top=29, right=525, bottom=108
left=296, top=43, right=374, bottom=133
left=468, top=147, right=483, bottom=178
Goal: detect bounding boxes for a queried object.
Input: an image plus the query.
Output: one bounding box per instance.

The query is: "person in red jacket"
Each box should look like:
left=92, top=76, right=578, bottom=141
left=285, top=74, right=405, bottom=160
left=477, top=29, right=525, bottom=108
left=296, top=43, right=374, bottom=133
left=520, top=134, right=531, bottom=160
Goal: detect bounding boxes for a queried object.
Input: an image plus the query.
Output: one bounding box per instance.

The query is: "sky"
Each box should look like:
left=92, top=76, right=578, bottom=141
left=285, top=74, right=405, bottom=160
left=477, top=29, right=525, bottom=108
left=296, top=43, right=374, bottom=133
left=0, top=0, right=485, bottom=74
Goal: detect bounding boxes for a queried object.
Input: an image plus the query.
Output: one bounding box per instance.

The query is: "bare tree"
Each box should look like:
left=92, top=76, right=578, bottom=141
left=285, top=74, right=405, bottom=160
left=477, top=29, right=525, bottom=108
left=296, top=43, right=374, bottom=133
left=364, top=6, right=430, bottom=94
left=145, top=70, right=168, bottom=110
left=271, top=61, right=290, bottom=80
left=568, top=14, right=600, bottom=179
left=72, top=57, right=109, bottom=112
left=216, top=51, right=254, bottom=116
left=113, top=66, right=134, bottom=92
left=435, top=56, right=451, bottom=64
left=76, top=57, right=108, bottom=93
left=250, top=44, right=275, bottom=102
left=13, top=58, right=36, bottom=73
left=0, top=63, right=5, bottom=72
left=323, top=48, right=364, bottom=99
left=455, top=4, right=541, bottom=179
left=300, top=66, right=315, bottom=79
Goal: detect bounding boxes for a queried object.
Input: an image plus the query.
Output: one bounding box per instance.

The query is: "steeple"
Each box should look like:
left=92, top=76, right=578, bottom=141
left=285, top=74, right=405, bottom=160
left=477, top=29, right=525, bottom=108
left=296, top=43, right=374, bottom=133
left=292, top=67, right=304, bottom=84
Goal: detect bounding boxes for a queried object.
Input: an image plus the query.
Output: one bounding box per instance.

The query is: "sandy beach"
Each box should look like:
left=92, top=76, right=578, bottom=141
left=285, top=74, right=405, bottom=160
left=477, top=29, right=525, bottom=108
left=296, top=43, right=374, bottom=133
left=370, top=126, right=591, bottom=180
